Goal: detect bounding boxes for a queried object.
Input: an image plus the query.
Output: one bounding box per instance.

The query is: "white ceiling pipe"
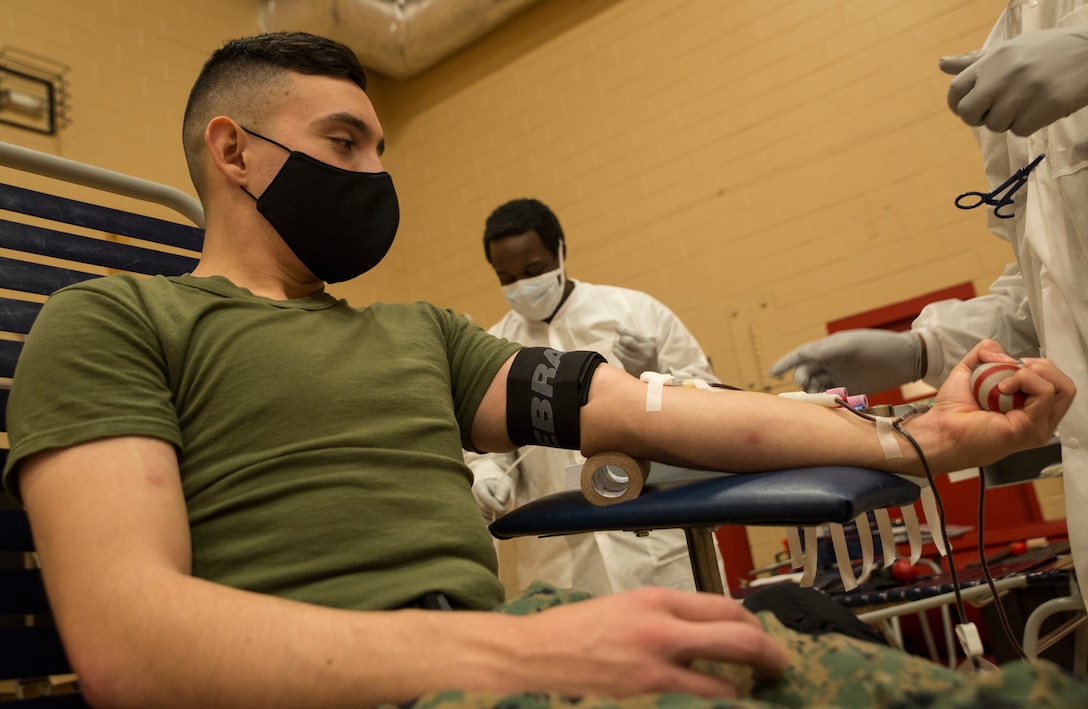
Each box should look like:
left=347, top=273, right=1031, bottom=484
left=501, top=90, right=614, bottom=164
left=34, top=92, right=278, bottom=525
left=258, top=0, right=542, bottom=80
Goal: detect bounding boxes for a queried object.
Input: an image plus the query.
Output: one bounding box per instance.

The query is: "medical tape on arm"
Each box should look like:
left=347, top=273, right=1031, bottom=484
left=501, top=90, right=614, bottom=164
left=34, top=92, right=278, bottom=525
left=639, top=371, right=674, bottom=412
left=682, top=378, right=715, bottom=391
left=875, top=416, right=902, bottom=461
left=641, top=374, right=723, bottom=412
left=873, top=414, right=920, bottom=564
left=875, top=414, right=949, bottom=563
left=886, top=407, right=947, bottom=558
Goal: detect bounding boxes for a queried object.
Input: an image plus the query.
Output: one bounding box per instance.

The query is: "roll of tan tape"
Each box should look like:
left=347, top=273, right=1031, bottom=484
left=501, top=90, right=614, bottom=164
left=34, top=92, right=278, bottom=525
left=580, top=451, right=652, bottom=506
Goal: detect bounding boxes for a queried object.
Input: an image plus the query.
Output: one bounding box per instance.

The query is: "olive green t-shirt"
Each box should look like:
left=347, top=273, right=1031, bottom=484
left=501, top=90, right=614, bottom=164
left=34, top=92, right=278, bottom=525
left=3, top=274, right=521, bottom=611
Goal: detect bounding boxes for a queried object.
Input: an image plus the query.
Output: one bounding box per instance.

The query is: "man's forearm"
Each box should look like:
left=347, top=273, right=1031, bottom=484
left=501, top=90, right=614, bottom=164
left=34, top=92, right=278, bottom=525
left=578, top=364, right=908, bottom=474
left=578, top=346, right=1069, bottom=478
left=56, top=567, right=531, bottom=708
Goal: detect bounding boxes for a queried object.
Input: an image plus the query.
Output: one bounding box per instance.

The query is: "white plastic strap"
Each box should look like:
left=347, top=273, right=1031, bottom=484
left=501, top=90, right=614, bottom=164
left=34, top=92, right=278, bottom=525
left=873, top=507, right=897, bottom=568
left=956, top=622, right=985, bottom=663
left=639, top=372, right=672, bottom=412
left=799, top=526, right=819, bottom=588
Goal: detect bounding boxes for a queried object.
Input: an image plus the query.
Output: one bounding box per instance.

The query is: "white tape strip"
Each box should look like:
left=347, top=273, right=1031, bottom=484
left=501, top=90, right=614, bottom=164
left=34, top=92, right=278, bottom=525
left=830, top=523, right=858, bottom=591
left=900, top=502, right=922, bottom=564
left=800, top=526, right=819, bottom=588
left=685, top=378, right=715, bottom=391
left=873, top=507, right=897, bottom=568
left=639, top=372, right=672, bottom=412
left=956, top=622, right=985, bottom=662
left=919, top=486, right=948, bottom=557
left=875, top=416, right=901, bottom=459
left=856, top=512, right=874, bottom=586
left=785, top=527, right=803, bottom=569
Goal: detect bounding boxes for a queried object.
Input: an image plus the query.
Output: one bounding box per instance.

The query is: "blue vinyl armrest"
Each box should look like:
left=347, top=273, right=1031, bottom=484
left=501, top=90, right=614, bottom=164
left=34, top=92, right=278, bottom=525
left=489, top=466, right=921, bottom=540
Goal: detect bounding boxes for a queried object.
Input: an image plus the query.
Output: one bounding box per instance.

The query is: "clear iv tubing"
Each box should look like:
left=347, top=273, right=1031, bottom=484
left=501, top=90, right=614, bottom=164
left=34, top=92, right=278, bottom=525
left=501, top=447, right=535, bottom=478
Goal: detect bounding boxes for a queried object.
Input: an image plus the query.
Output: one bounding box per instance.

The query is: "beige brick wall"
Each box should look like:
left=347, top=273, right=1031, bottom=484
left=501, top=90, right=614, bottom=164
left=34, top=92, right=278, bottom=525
left=1, top=0, right=1057, bottom=578
left=0, top=0, right=258, bottom=220
left=356, top=0, right=1046, bottom=573
left=360, top=0, right=1012, bottom=376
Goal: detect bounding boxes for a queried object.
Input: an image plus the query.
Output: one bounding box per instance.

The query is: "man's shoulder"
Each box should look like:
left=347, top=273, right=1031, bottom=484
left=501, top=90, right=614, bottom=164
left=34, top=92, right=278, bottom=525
left=369, top=301, right=479, bottom=335
left=47, top=272, right=177, bottom=308
left=369, top=300, right=453, bottom=321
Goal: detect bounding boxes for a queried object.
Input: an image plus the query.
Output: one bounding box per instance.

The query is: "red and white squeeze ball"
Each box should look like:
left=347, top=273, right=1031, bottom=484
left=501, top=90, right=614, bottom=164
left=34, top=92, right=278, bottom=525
left=970, top=362, right=1026, bottom=413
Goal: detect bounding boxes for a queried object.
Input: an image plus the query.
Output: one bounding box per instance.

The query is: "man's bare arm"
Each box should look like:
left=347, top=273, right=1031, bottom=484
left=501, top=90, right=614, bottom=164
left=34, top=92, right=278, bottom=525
left=19, top=433, right=786, bottom=708
left=472, top=341, right=1073, bottom=477
left=579, top=340, right=1070, bottom=475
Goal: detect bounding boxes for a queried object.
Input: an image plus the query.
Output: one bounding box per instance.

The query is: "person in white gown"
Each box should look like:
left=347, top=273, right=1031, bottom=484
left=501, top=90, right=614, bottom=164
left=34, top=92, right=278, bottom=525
left=466, top=197, right=721, bottom=596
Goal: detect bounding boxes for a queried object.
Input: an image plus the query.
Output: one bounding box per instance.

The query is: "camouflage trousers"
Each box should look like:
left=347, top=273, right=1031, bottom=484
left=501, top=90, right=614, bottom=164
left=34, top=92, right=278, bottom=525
left=400, top=582, right=1088, bottom=709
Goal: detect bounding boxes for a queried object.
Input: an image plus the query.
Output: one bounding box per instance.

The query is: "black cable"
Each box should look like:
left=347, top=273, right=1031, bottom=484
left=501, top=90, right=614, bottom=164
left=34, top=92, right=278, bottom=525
left=890, top=416, right=985, bottom=672
left=976, top=470, right=1028, bottom=659
left=888, top=420, right=971, bottom=624
left=836, top=400, right=977, bottom=668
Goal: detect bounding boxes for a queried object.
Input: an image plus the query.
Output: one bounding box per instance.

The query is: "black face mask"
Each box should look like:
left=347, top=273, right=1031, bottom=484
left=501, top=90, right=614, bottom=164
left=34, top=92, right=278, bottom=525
left=240, top=126, right=399, bottom=283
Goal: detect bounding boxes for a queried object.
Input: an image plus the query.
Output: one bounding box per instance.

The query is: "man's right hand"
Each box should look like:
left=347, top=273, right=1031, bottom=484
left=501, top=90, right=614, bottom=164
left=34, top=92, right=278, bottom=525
left=509, top=587, right=788, bottom=699
left=768, top=329, right=925, bottom=394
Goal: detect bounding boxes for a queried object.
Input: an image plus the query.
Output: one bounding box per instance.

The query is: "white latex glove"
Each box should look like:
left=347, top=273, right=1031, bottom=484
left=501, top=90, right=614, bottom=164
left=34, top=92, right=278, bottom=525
left=941, top=26, right=1088, bottom=136
left=768, top=329, right=925, bottom=394
left=469, top=457, right=516, bottom=517
left=615, top=325, right=658, bottom=376
left=473, top=476, right=513, bottom=517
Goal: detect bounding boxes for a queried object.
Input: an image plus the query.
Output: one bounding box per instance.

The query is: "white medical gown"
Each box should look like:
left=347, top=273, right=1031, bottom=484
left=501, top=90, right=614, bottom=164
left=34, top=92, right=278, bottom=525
left=466, top=280, right=721, bottom=595
left=913, top=0, right=1088, bottom=593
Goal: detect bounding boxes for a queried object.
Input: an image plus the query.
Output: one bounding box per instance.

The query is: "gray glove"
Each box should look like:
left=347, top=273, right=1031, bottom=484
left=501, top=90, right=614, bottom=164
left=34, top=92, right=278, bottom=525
left=768, top=329, right=925, bottom=394
left=941, top=26, right=1088, bottom=136
left=468, top=457, right=516, bottom=517
left=472, top=476, right=513, bottom=517
left=615, top=325, right=658, bottom=376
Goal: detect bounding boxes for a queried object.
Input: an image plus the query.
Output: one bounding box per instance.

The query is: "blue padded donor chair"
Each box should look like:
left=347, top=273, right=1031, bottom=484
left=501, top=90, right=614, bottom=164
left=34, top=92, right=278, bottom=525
left=0, top=141, right=203, bottom=704
left=489, top=451, right=923, bottom=595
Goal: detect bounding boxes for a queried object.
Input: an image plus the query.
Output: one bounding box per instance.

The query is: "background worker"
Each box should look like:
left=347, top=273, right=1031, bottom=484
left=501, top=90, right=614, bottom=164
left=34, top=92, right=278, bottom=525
left=466, top=197, right=720, bottom=596
left=769, top=0, right=1088, bottom=594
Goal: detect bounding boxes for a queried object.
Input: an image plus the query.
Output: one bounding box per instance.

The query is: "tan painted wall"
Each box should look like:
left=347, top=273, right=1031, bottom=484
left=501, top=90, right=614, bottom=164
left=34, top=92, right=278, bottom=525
left=357, top=0, right=1054, bottom=573
left=0, top=0, right=258, bottom=220
left=2, top=0, right=1057, bottom=580
left=361, top=0, right=1013, bottom=390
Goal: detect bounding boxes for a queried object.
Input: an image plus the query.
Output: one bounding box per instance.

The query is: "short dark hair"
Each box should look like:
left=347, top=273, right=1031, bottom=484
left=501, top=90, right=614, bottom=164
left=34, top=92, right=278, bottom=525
left=482, top=198, right=565, bottom=263
left=182, top=32, right=368, bottom=200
